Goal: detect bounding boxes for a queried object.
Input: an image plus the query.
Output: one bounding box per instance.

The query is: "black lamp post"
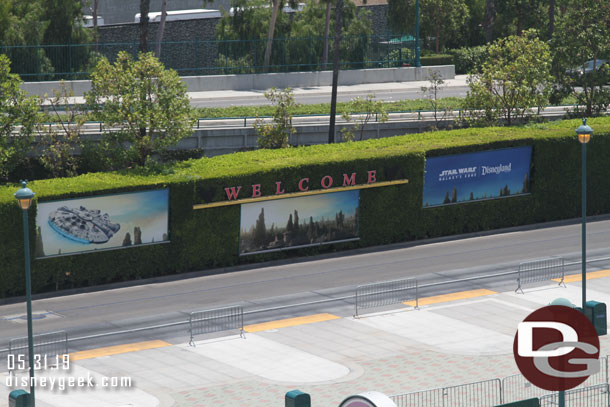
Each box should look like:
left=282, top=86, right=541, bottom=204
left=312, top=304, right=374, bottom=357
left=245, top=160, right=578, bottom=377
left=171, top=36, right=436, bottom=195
left=14, top=181, right=36, bottom=407
left=576, top=119, right=593, bottom=311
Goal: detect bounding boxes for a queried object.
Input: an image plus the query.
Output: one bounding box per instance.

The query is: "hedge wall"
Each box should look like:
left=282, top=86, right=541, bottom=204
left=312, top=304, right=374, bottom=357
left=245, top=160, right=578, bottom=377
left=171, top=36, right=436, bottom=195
left=1, top=118, right=610, bottom=298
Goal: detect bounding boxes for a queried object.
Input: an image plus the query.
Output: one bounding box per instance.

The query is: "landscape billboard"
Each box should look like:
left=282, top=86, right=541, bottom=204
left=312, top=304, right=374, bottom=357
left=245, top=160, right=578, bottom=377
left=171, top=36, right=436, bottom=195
left=239, top=190, right=359, bottom=255
left=423, top=146, right=532, bottom=207
left=36, top=189, right=169, bottom=258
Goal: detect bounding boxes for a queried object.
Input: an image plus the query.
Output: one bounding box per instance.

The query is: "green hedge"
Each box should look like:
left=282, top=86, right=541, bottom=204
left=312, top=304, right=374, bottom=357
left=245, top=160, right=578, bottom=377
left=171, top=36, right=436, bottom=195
left=420, top=54, right=454, bottom=66
left=448, top=46, right=488, bottom=75
left=1, top=118, right=610, bottom=298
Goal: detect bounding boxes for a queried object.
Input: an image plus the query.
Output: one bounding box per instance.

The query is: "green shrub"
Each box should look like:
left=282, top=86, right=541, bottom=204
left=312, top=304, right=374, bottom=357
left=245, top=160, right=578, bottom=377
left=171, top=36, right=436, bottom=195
left=1, top=117, right=610, bottom=298
left=448, top=45, right=488, bottom=74
left=420, top=54, right=454, bottom=66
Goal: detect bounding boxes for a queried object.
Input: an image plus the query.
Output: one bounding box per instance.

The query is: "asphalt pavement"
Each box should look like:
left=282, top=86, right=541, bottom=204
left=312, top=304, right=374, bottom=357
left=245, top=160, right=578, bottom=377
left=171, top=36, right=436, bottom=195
left=1, top=273, right=609, bottom=407
left=2, top=216, right=610, bottom=350
left=188, top=75, right=470, bottom=107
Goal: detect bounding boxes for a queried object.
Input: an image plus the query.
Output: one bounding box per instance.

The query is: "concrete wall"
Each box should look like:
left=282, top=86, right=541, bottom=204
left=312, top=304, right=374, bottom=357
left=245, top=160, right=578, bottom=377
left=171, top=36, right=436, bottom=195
left=189, top=118, right=443, bottom=157
left=22, top=65, right=455, bottom=96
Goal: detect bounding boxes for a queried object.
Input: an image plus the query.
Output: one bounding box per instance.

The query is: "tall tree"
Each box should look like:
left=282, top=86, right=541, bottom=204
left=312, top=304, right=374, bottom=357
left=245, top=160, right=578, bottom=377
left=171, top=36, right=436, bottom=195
left=482, top=0, right=495, bottom=42
left=495, top=0, right=545, bottom=37
left=42, top=0, right=87, bottom=45
left=85, top=52, right=195, bottom=167
left=387, top=0, right=468, bottom=52
left=155, top=0, right=168, bottom=58
left=548, top=0, right=555, bottom=39
left=387, top=0, right=415, bottom=34
left=92, top=0, right=99, bottom=50
left=0, top=55, right=38, bottom=181
left=550, top=0, right=610, bottom=116
left=463, top=29, right=552, bottom=126
left=322, top=0, right=333, bottom=67
left=139, top=0, right=150, bottom=52
left=263, top=0, right=298, bottom=71
left=263, top=0, right=282, bottom=71
left=422, top=0, right=469, bottom=53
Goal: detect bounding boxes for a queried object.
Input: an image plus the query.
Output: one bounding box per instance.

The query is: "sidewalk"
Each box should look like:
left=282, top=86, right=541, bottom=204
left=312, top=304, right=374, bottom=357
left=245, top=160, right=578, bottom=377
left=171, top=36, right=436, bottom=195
left=2, top=271, right=608, bottom=407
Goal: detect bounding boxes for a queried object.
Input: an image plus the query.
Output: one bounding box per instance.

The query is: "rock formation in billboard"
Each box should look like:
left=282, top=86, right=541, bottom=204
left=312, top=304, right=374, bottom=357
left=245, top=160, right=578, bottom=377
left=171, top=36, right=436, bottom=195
left=48, top=206, right=120, bottom=244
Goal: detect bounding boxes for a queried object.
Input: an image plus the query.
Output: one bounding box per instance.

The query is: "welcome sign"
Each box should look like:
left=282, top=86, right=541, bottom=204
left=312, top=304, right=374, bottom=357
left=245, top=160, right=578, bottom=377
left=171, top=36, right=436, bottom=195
left=423, top=146, right=532, bottom=207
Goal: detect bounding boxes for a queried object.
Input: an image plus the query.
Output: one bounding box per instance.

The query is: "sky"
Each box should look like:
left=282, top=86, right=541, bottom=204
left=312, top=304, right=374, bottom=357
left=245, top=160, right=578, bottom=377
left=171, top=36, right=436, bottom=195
left=240, top=190, right=359, bottom=232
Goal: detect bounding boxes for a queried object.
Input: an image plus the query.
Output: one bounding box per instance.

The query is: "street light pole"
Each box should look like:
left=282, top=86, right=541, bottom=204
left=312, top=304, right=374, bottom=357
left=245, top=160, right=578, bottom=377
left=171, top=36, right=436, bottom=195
left=576, top=118, right=593, bottom=311
left=14, top=181, right=36, bottom=407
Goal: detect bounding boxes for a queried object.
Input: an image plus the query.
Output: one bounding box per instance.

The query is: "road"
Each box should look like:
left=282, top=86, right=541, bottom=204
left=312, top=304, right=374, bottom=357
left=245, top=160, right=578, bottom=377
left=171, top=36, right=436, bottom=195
left=190, top=86, right=470, bottom=108
left=2, top=216, right=610, bottom=352
left=188, top=75, right=471, bottom=108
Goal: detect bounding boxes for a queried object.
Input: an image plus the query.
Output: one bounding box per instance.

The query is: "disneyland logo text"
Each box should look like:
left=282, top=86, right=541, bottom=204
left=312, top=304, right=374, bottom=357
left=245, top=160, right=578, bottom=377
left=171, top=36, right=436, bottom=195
left=223, top=170, right=378, bottom=201
left=481, top=163, right=512, bottom=176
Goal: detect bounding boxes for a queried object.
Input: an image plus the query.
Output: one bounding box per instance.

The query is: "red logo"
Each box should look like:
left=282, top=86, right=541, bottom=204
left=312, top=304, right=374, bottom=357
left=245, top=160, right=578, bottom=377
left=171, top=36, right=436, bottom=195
left=513, top=305, right=600, bottom=391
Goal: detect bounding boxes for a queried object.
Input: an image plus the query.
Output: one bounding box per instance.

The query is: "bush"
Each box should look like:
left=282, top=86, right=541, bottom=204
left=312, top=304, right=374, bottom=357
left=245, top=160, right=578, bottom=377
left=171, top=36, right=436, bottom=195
left=420, top=54, right=454, bottom=66
left=253, top=88, right=296, bottom=149
left=448, top=46, right=488, bottom=74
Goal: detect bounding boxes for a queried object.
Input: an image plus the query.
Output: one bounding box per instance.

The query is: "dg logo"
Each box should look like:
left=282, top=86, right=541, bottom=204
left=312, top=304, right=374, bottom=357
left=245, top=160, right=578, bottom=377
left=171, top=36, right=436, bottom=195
left=513, top=305, right=600, bottom=391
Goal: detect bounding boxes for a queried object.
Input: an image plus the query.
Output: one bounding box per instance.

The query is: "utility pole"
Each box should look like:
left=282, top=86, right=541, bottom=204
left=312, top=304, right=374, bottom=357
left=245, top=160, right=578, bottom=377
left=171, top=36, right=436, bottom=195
left=328, top=0, right=343, bottom=144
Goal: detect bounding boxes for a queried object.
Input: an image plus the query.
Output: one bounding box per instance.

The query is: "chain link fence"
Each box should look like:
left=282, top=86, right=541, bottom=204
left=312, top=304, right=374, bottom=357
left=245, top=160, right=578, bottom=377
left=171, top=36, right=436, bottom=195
left=1, top=34, right=419, bottom=81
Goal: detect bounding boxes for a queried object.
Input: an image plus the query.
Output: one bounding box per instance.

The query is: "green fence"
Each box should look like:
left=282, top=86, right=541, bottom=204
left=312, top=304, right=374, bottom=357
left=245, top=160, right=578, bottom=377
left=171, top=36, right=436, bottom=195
left=0, top=34, right=418, bottom=81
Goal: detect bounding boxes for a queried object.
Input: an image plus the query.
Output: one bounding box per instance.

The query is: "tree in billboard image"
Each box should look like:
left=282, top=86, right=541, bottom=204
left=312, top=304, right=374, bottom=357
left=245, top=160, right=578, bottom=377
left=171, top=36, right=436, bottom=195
left=240, top=191, right=359, bottom=254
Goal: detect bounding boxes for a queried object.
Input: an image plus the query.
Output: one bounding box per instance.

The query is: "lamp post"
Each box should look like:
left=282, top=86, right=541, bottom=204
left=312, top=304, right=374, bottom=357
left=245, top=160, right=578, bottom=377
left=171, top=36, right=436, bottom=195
left=576, top=119, right=593, bottom=311
left=14, top=181, right=36, bottom=407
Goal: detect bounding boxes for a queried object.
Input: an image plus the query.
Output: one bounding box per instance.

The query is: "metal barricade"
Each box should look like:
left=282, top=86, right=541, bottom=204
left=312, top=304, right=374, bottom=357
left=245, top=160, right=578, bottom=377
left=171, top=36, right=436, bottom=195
left=188, top=305, right=244, bottom=346
left=540, top=383, right=610, bottom=407
left=354, top=278, right=418, bottom=318
left=390, top=378, right=502, bottom=407
left=516, top=257, right=565, bottom=294
left=501, top=374, right=554, bottom=403
left=502, top=359, right=608, bottom=405
left=581, top=357, right=610, bottom=388
left=7, top=331, right=68, bottom=370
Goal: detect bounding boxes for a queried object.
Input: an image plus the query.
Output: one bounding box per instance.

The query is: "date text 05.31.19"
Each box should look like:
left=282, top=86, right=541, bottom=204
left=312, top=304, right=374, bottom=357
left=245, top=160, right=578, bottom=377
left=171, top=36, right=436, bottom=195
left=7, top=354, right=70, bottom=371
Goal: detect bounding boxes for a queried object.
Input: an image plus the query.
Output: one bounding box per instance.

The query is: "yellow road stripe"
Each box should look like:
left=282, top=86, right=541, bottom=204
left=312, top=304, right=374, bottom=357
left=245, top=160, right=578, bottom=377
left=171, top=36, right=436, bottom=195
left=404, top=288, right=497, bottom=307
left=553, top=269, right=610, bottom=283
left=244, top=313, right=340, bottom=333
left=70, top=340, right=171, bottom=361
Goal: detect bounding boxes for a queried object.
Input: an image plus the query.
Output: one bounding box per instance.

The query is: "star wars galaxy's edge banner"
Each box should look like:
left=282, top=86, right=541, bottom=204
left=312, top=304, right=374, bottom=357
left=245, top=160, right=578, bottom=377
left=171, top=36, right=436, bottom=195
left=423, top=146, right=532, bottom=208
left=239, top=190, right=360, bottom=255
left=36, top=189, right=169, bottom=258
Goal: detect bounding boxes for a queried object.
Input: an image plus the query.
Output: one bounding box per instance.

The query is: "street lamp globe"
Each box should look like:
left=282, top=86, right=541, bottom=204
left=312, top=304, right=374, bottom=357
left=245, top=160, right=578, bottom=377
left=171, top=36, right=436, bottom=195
left=576, top=118, right=593, bottom=144
left=14, top=181, right=35, bottom=210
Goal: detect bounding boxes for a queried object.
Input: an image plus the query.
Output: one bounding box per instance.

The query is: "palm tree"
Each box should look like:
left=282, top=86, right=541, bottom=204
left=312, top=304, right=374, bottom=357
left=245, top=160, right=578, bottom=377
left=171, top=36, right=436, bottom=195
left=322, top=0, right=333, bottom=68
left=139, top=0, right=150, bottom=52
left=263, top=0, right=299, bottom=71
left=155, top=0, right=168, bottom=58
